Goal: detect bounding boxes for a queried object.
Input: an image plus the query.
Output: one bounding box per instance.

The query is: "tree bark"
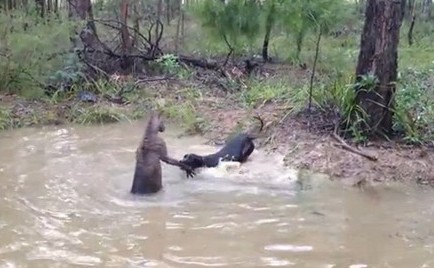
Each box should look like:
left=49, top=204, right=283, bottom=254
left=120, top=0, right=132, bottom=54
left=354, top=0, right=405, bottom=137
left=119, top=0, right=133, bottom=70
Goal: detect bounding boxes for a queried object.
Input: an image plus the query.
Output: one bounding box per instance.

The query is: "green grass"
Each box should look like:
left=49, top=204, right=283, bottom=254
left=0, top=107, right=13, bottom=130
left=156, top=87, right=210, bottom=135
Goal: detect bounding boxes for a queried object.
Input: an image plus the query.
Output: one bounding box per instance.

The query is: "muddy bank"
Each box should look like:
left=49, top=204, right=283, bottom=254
left=1, top=85, right=433, bottom=187
left=192, top=101, right=434, bottom=187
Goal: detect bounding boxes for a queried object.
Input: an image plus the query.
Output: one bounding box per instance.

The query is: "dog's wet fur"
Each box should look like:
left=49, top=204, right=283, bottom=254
left=130, top=112, right=195, bottom=195
left=181, top=115, right=264, bottom=170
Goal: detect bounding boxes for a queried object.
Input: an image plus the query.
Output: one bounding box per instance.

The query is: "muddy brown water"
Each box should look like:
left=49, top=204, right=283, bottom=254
left=1, top=121, right=434, bottom=268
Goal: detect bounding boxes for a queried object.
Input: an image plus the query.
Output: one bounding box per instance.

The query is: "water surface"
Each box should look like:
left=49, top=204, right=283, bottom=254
left=1, top=121, right=434, bottom=267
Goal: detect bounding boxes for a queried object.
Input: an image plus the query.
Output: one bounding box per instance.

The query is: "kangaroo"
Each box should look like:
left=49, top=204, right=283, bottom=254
left=131, top=112, right=195, bottom=195
left=180, top=115, right=265, bottom=170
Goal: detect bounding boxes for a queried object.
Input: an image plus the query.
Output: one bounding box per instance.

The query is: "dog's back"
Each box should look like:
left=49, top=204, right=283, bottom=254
left=181, top=115, right=265, bottom=170
left=214, top=134, right=254, bottom=161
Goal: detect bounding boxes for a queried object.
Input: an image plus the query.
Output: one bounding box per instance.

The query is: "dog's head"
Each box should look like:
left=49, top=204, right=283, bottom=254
left=181, top=153, right=205, bottom=170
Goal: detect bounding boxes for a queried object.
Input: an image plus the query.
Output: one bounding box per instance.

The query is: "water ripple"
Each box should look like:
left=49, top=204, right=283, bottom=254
left=26, top=246, right=102, bottom=266
left=2, top=123, right=434, bottom=267
left=264, top=244, right=314, bottom=252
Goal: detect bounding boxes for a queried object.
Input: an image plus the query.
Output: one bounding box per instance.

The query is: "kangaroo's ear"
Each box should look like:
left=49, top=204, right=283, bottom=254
left=158, top=111, right=164, bottom=118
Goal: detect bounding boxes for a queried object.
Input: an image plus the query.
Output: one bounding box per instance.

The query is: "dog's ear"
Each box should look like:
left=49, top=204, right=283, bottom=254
left=183, top=154, right=190, bottom=160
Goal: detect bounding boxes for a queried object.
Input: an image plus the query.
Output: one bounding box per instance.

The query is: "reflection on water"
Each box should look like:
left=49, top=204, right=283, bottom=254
left=1, top=121, right=434, bottom=267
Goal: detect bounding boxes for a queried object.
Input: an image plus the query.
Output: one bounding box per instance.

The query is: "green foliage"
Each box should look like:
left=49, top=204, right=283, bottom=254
left=276, top=0, right=348, bottom=60
left=47, top=51, right=86, bottom=93
left=0, top=107, right=12, bottom=130
left=70, top=105, right=130, bottom=125
left=0, top=10, right=80, bottom=96
left=189, top=0, right=347, bottom=61
left=393, top=68, right=434, bottom=143
left=155, top=54, right=192, bottom=79
left=189, top=0, right=262, bottom=53
left=156, top=87, right=209, bottom=135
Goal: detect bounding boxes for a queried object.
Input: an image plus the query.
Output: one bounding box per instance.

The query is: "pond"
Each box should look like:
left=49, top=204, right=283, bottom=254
left=1, top=121, right=434, bottom=267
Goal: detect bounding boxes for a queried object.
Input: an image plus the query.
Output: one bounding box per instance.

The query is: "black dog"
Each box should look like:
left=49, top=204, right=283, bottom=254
left=180, top=115, right=264, bottom=170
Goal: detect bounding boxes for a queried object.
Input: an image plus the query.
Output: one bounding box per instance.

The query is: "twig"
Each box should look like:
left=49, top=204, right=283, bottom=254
left=332, top=123, right=378, bottom=161
left=222, top=33, right=234, bottom=67
left=308, top=27, right=322, bottom=114
left=135, top=76, right=173, bottom=85
left=92, top=19, right=156, bottom=52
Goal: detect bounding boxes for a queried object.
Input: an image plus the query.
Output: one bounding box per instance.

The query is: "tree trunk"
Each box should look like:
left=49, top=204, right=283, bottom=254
left=156, top=0, right=163, bottom=40
left=354, top=0, right=405, bottom=137
left=358, top=0, right=365, bottom=14
left=68, top=0, right=97, bottom=33
left=407, top=11, right=416, bottom=46
left=175, top=2, right=182, bottom=53
left=262, top=1, right=275, bottom=62
left=119, top=0, right=132, bottom=53
left=68, top=0, right=103, bottom=52
left=157, top=0, right=163, bottom=21
left=132, top=4, right=140, bottom=48
left=47, top=0, right=52, bottom=14
left=165, top=0, right=171, bottom=25
left=35, top=0, right=45, bottom=17
left=422, top=0, right=432, bottom=20
left=406, top=0, right=414, bottom=20
left=54, top=0, right=58, bottom=15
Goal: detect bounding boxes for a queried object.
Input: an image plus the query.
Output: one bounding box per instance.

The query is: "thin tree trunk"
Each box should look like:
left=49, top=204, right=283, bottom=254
left=132, top=4, right=140, bottom=48
left=406, top=0, right=414, bottom=20
left=354, top=0, right=405, bottom=137
left=54, top=0, right=58, bottom=15
left=165, top=0, right=170, bottom=25
left=175, top=3, right=182, bottom=53
left=156, top=0, right=163, bottom=41
left=35, top=0, right=45, bottom=18
left=68, top=0, right=102, bottom=52
left=119, top=0, right=132, bottom=70
left=22, top=0, right=29, bottom=13
left=262, top=1, right=275, bottom=62
left=408, top=8, right=416, bottom=46
left=181, top=7, right=185, bottom=36
left=120, top=0, right=132, bottom=54
left=47, top=0, right=52, bottom=15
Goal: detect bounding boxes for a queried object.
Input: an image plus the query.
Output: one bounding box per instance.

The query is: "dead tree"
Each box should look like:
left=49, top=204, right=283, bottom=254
left=354, top=0, right=405, bottom=137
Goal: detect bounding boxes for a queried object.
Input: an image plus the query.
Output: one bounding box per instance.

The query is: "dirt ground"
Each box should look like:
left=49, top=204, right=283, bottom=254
left=195, top=99, right=434, bottom=188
